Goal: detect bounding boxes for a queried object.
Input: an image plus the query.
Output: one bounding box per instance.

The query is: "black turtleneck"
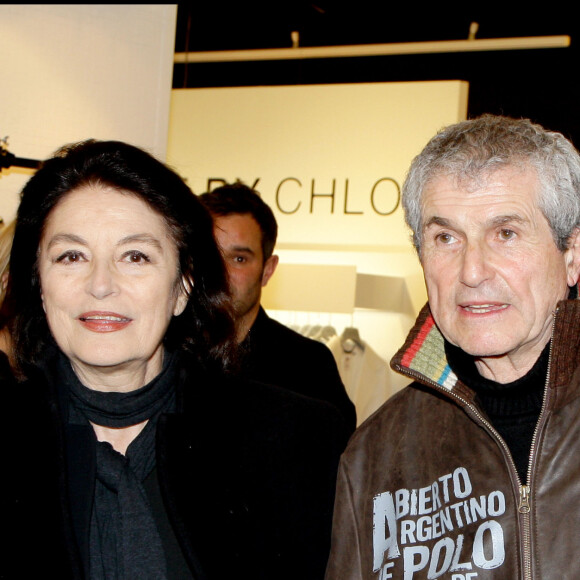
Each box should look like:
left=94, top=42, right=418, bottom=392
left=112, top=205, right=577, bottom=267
left=444, top=340, right=549, bottom=483
left=58, top=350, right=192, bottom=579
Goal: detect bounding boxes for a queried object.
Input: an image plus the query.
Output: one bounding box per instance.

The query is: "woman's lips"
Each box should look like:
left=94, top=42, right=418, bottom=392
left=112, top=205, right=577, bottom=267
left=78, top=312, right=132, bottom=332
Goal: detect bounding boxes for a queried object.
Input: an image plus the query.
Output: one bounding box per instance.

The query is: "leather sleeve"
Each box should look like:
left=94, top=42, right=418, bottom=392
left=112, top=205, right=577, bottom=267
left=325, top=457, right=364, bottom=580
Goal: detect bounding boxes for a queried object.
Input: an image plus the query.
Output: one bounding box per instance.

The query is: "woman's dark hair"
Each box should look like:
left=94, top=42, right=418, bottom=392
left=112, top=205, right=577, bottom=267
left=5, top=139, right=236, bottom=376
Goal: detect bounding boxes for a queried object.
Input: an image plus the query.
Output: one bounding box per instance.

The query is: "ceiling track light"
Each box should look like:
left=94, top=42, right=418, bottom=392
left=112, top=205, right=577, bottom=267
left=174, top=35, right=570, bottom=64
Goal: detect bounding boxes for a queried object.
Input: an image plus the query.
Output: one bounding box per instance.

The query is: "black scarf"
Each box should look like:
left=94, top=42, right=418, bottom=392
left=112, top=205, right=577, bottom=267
left=59, top=352, right=179, bottom=579
left=64, top=354, right=177, bottom=429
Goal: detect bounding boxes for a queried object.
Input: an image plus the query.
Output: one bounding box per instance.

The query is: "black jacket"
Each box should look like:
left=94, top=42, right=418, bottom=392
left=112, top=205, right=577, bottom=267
left=0, top=351, right=350, bottom=579
left=241, top=307, right=357, bottom=432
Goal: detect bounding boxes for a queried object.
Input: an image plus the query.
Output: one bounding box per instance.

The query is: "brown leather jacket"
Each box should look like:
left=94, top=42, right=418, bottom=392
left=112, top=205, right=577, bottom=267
left=325, top=300, right=580, bottom=580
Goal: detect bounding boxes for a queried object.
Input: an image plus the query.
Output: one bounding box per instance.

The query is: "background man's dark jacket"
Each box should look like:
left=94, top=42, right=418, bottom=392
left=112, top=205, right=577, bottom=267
left=241, top=307, right=357, bottom=432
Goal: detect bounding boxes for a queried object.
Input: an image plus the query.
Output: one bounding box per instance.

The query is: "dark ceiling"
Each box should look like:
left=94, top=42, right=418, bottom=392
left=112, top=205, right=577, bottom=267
left=172, top=3, right=580, bottom=146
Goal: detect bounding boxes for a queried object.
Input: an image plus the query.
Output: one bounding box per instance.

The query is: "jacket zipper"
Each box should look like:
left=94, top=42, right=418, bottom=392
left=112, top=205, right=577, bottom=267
left=518, top=484, right=532, bottom=580
left=393, top=314, right=556, bottom=580
left=518, top=314, right=555, bottom=580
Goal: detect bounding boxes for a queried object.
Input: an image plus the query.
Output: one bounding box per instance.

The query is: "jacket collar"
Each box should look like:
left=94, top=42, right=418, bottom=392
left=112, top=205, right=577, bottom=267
left=390, top=303, right=460, bottom=392
left=391, top=298, right=580, bottom=410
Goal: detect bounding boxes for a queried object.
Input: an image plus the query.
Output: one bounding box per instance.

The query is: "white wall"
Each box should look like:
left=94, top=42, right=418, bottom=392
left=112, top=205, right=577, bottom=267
left=167, top=81, right=467, bottom=321
left=169, top=82, right=468, bottom=250
left=0, top=4, right=177, bottom=224
left=167, top=81, right=468, bottom=405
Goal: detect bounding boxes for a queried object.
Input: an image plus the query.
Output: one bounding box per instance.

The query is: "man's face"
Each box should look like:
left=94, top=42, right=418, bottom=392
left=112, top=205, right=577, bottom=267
left=213, top=213, right=277, bottom=323
left=420, top=165, right=580, bottom=376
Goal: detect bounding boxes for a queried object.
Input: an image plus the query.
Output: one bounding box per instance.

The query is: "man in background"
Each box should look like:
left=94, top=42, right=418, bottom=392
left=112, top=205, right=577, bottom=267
left=200, top=182, right=356, bottom=431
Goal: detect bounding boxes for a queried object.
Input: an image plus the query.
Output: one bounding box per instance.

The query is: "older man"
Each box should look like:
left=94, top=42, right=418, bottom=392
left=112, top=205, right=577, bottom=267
left=325, top=115, right=580, bottom=579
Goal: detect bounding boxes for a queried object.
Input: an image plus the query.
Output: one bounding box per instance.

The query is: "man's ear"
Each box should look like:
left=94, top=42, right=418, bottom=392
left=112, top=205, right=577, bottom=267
left=261, top=254, right=279, bottom=288
left=565, top=228, right=580, bottom=287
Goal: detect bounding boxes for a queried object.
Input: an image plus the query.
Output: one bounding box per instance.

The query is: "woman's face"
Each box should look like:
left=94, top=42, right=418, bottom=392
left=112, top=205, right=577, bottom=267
left=38, top=184, right=188, bottom=390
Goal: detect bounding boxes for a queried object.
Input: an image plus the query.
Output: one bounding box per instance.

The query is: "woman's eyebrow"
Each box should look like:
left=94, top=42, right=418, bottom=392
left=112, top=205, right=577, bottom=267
left=118, top=233, right=163, bottom=250
left=45, top=233, right=87, bottom=250
left=45, top=233, right=164, bottom=251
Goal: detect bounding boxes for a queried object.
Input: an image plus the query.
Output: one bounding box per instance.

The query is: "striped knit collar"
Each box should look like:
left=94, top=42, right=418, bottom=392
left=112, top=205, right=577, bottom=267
left=392, top=306, right=459, bottom=391
left=391, top=296, right=580, bottom=412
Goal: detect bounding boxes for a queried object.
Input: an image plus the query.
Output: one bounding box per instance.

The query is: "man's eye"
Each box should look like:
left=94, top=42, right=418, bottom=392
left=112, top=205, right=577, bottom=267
left=436, top=232, right=455, bottom=244
left=499, top=229, right=516, bottom=240
left=233, top=256, right=246, bottom=263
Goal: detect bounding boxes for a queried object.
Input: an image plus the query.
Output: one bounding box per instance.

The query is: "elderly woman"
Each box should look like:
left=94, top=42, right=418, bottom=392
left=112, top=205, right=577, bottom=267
left=0, top=140, right=349, bottom=579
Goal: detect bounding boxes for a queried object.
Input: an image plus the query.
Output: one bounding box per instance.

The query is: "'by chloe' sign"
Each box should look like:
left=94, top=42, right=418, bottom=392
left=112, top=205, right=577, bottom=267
left=168, top=81, right=468, bottom=248
left=204, top=176, right=401, bottom=217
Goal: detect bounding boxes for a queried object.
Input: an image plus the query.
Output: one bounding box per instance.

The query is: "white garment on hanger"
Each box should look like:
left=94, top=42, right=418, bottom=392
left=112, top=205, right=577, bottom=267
left=327, top=334, right=394, bottom=426
left=316, top=325, right=338, bottom=344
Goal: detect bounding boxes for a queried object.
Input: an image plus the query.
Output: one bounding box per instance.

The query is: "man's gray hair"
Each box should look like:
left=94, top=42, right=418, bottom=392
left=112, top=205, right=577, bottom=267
left=402, top=114, right=580, bottom=253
